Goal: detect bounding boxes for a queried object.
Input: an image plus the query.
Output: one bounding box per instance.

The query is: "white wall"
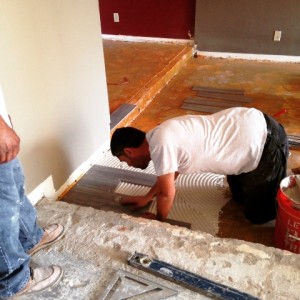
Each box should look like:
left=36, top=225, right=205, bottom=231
left=0, top=1, right=110, bottom=202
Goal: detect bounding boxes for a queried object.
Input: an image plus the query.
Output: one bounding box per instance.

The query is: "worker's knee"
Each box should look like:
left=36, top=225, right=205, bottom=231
left=245, top=207, right=276, bottom=224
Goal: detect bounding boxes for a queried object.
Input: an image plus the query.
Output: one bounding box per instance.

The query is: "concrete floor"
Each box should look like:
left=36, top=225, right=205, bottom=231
left=21, top=199, right=300, bottom=299
left=28, top=40, right=300, bottom=299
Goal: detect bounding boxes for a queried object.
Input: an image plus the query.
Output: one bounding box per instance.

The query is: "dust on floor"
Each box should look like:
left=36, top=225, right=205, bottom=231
left=18, top=198, right=300, bottom=300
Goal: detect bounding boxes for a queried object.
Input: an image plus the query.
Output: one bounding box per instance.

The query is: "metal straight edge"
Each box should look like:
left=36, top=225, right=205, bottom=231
left=128, top=252, right=260, bottom=300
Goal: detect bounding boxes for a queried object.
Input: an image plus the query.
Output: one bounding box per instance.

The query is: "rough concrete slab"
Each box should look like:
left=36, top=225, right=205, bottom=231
left=19, top=199, right=300, bottom=300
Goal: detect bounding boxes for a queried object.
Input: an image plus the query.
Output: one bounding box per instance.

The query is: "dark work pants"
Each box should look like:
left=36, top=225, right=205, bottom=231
left=227, top=113, right=289, bottom=224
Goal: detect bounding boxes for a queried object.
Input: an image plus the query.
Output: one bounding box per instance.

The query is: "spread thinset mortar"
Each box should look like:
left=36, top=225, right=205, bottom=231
left=98, top=151, right=230, bottom=235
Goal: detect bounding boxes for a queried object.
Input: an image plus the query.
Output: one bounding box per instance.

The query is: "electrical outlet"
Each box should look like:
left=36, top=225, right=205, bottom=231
left=113, top=13, right=119, bottom=23
left=273, top=30, right=282, bottom=42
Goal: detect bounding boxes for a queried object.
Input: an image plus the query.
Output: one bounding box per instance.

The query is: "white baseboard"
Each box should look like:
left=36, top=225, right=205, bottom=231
left=27, top=141, right=110, bottom=206
left=102, top=34, right=194, bottom=45
left=197, top=51, right=300, bottom=63
left=102, top=35, right=300, bottom=62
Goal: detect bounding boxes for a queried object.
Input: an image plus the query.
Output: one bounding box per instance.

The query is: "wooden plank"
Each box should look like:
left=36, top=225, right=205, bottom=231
left=192, top=86, right=244, bottom=95
left=288, top=142, right=300, bottom=149
left=74, top=165, right=156, bottom=192
left=61, top=164, right=192, bottom=229
left=76, top=169, right=119, bottom=191
left=62, top=189, right=139, bottom=215
left=70, top=185, right=124, bottom=199
left=110, top=103, right=137, bottom=130
left=88, top=165, right=156, bottom=187
left=181, top=103, right=223, bottom=113
left=184, top=97, right=244, bottom=108
left=287, top=134, right=300, bottom=141
left=287, top=134, right=300, bottom=149
left=197, top=91, right=251, bottom=103
left=62, top=188, right=191, bottom=229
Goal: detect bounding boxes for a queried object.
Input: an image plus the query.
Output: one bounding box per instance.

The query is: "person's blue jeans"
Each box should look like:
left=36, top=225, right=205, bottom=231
left=0, top=158, right=43, bottom=299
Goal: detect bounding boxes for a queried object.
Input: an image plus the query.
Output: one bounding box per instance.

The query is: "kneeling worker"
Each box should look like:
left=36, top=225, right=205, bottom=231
left=110, top=107, right=289, bottom=224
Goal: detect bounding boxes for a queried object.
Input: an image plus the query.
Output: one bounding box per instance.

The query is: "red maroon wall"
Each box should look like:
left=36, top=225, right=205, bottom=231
left=99, top=0, right=196, bottom=39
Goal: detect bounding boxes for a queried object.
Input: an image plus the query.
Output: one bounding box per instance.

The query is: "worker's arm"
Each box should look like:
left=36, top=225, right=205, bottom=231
left=155, top=173, right=176, bottom=221
left=141, top=172, right=178, bottom=220
left=0, top=116, right=20, bottom=163
left=120, top=172, right=177, bottom=218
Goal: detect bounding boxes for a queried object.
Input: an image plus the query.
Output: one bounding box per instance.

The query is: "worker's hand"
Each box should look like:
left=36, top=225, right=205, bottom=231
left=120, top=195, right=152, bottom=210
left=0, top=117, right=20, bottom=163
left=141, top=212, right=156, bottom=220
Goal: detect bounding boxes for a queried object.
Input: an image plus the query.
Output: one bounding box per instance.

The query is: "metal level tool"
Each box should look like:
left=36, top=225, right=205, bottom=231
left=128, top=252, right=260, bottom=300
left=101, top=270, right=178, bottom=299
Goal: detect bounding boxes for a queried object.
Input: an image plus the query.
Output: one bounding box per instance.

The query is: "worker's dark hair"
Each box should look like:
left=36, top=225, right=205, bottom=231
left=110, top=127, right=146, bottom=157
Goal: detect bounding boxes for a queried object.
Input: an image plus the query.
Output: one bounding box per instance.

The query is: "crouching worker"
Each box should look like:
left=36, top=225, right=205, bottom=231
left=110, top=107, right=289, bottom=225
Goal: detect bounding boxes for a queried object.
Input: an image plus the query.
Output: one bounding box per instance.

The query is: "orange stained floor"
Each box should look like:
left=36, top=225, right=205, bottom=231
left=104, top=39, right=300, bottom=247
left=104, top=39, right=193, bottom=114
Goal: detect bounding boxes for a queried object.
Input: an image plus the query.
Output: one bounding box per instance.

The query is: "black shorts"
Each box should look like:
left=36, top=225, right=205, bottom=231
left=227, top=113, right=289, bottom=224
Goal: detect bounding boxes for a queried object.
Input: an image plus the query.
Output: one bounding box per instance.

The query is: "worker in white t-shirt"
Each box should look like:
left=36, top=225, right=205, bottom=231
left=0, top=86, right=64, bottom=299
left=110, top=107, right=288, bottom=224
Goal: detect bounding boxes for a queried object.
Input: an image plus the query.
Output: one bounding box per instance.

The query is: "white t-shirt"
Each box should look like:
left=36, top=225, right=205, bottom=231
left=146, top=107, right=268, bottom=176
left=0, top=85, right=12, bottom=127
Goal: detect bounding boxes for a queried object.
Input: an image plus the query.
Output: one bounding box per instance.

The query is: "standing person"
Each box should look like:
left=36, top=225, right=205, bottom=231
left=0, top=86, right=65, bottom=299
left=110, top=107, right=289, bottom=224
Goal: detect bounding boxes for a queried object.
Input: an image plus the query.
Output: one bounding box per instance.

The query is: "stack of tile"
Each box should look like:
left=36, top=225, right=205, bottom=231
left=288, top=134, right=300, bottom=149
left=181, top=86, right=251, bottom=113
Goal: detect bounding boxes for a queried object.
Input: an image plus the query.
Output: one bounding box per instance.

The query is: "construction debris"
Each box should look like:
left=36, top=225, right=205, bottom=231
left=107, top=77, right=129, bottom=86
